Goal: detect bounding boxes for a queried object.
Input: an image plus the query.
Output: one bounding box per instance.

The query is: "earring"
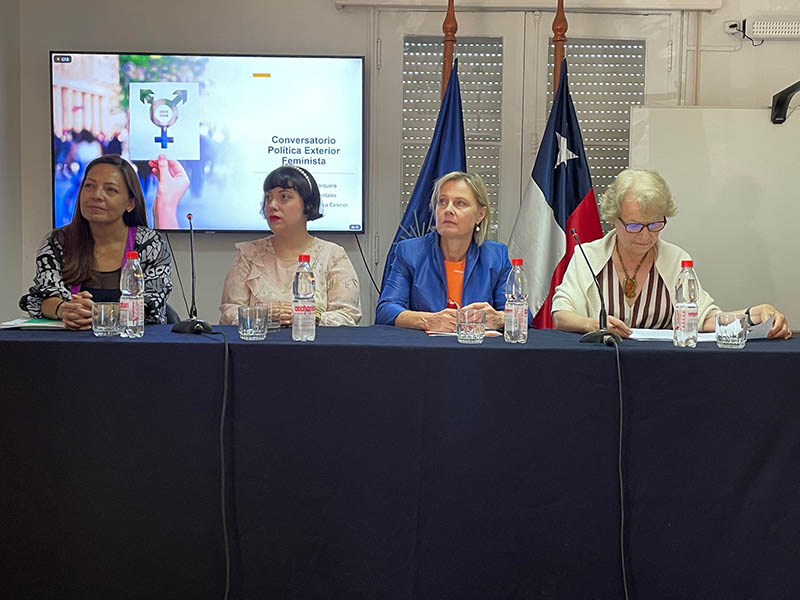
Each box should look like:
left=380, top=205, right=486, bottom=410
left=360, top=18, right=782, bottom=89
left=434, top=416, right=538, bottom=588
left=475, top=223, right=481, bottom=232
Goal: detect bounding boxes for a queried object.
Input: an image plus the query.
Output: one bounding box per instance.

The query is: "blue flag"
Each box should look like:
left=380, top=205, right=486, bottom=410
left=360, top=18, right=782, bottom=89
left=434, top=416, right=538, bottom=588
left=380, top=58, right=466, bottom=290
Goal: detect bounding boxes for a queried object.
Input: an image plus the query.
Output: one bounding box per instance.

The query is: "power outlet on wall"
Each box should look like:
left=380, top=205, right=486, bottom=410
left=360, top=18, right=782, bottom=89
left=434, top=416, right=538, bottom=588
left=723, top=20, right=742, bottom=36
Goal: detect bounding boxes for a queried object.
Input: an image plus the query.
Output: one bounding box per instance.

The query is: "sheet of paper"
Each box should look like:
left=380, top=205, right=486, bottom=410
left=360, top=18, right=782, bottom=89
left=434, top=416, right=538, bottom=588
left=747, top=315, right=774, bottom=340
left=0, top=318, right=27, bottom=329
left=1, top=318, right=66, bottom=330
left=630, top=315, right=776, bottom=342
left=629, top=328, right=715, bottom=342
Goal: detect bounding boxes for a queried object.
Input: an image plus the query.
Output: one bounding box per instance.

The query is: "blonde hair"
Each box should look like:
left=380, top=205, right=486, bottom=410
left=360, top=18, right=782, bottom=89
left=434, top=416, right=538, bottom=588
left=598, top=169, right=678, bottom=222
left=430, top=171, right=491, bottom=245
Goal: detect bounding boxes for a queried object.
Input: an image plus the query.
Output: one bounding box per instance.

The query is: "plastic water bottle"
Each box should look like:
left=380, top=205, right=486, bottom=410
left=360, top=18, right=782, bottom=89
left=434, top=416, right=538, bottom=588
left=292, top=254, right=316, bottom=341
left=673, top=259, right=699, bottom=347
left=504, top=258, right=529, bottom=343
left=119, top=250, right=145, bottom=338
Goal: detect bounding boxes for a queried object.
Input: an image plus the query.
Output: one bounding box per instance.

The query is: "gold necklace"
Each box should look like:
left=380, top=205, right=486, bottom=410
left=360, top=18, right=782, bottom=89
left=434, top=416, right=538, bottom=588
left=616, top=243, right=649, bottom=299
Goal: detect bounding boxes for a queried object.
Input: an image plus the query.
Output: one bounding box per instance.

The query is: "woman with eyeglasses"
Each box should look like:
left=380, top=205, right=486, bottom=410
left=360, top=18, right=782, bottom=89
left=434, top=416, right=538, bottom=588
left=552, top=169, right=791, bottom=338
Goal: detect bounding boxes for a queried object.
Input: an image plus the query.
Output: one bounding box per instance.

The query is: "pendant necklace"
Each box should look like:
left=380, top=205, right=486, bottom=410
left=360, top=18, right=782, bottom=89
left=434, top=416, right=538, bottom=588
left=616, top=243, right=649, bottom=299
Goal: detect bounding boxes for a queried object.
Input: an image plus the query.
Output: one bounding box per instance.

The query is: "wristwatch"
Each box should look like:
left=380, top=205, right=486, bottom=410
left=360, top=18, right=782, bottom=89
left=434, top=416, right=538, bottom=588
left=744, top=307, right=755, bottom=327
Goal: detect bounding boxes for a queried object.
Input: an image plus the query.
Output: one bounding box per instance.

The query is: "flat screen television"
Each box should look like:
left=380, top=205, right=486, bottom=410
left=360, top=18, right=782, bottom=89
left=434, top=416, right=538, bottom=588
left=50, top=51, right=365, bottom=233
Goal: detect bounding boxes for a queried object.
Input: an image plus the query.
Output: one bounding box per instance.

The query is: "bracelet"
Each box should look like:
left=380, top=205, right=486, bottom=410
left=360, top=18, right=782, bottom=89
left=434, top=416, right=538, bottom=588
left=54, top=299, right=67, bottom=320
left=744, top=307, right=755, bottom=327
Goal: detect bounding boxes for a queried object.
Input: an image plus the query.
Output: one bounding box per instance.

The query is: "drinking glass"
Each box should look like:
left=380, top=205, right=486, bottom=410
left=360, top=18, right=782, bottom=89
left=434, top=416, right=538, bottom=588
left=266, top=300, right=281, bottom=331
left=238, top=305, right=268, bottom=341
left=715, top=312, right=747, bottom=349
left=457, top=308, right=486, bottom=344
left=92, top=302, right=120, bottom=337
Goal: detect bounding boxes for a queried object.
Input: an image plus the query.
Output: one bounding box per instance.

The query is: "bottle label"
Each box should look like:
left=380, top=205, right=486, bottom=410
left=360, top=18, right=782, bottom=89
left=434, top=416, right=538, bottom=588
left=293, top=304, right=315, bottom=314
left=674, top=307, right=684, bottom=331
left=134, top=298, right=144, bottom=326
left=505, top=302, right=528, bottom=330
left=673, top=305, right=698, bottom=332
left=120, top=297, right=144, bottom=327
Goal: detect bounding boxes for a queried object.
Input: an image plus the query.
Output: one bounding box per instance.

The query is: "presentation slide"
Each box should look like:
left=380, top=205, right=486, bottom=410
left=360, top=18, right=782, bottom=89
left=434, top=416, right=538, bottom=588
left=51, top=52, right=364, bottom=232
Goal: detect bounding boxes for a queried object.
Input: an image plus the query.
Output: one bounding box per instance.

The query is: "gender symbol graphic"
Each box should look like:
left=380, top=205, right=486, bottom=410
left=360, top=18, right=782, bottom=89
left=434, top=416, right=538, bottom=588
left=139, top=89, right=188, bottom=149
left=128, top=82, right=200, bottom=161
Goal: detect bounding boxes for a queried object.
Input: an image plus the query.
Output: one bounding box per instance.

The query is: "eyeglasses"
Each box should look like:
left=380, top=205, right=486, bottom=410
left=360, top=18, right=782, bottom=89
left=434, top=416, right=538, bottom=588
left=618, top=217, right=667, bottom=234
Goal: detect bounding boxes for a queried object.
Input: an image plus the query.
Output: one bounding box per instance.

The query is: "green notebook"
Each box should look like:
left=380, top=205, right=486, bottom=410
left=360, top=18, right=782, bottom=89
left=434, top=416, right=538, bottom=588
left=1, top=318, right=66, bottom=330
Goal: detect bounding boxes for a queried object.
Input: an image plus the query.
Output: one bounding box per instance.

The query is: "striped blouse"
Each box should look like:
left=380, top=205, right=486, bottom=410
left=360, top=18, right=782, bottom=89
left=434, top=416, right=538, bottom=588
left=598, top=258, right=673, bottom=329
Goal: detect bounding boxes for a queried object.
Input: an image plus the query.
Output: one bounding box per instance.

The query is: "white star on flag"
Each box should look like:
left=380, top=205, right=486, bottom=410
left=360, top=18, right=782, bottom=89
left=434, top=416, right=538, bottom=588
left=554, top=132, right=578, bottom=168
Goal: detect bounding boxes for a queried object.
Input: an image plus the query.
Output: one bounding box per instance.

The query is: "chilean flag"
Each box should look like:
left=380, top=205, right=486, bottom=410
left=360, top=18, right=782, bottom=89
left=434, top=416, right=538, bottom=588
left=508, top=59, right=602, bottom=329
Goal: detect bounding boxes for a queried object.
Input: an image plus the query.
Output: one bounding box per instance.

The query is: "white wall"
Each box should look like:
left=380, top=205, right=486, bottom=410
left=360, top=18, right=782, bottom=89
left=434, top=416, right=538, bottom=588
left=10, top=0, right=800, bottom=324
left=1, top=0, right=22, bottom=316
left=630, top=106, right=800, bottom=325
left=17, top=0, right=373, bottom=324
left=689, top=1, right=800, bottom=106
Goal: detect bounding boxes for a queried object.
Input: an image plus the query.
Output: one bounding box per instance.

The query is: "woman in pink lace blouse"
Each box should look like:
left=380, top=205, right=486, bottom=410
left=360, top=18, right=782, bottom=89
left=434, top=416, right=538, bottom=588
left=219, top=166, right=361, bottom=326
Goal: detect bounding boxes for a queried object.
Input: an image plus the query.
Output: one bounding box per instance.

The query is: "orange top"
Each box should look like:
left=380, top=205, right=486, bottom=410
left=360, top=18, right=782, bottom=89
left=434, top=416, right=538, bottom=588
left=444, top=259, right=466, bottom=308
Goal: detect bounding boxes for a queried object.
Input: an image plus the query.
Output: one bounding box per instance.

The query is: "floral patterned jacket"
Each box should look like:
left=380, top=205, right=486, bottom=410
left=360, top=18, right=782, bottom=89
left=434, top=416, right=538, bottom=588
left=19, top=226, right=173, bottom=324
left=219, top=236, right=361, bottom=326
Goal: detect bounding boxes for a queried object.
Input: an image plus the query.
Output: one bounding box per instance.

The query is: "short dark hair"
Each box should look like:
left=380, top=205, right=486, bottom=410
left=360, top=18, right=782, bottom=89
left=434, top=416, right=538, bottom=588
left=261, top=166, right=322, bottom=221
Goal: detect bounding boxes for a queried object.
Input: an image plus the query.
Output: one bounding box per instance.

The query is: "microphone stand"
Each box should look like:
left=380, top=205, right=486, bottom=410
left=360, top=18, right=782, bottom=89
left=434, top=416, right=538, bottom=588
left=570, top=229, right=621, bottom=345
left=172, top=213, right=213, bottom=334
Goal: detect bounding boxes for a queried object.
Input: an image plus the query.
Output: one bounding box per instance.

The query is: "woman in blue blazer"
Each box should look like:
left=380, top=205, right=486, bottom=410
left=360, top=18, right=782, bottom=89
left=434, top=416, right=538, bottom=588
left=376, top=172, right=512, bottom=332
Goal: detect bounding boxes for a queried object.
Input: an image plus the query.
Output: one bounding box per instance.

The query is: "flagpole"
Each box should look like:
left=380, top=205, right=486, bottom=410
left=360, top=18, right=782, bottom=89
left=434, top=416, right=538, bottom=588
left=441, top=0, right=458, bottom=99
left=552, top=0, right=568, bottom=92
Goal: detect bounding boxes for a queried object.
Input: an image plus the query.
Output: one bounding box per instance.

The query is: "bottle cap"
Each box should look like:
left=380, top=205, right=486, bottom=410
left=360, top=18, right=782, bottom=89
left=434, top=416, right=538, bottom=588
left=681, top=260, right=693, bottom=268
left=298, top=254, right=310, bottom=262
left=126, top=251, right=139, bottom=260
left=511, top=258, right=523, bottom=266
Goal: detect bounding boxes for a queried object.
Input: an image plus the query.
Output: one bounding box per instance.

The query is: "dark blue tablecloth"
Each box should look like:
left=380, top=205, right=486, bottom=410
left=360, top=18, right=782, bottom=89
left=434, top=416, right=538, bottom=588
left=2, top=325, right=799, bottom=599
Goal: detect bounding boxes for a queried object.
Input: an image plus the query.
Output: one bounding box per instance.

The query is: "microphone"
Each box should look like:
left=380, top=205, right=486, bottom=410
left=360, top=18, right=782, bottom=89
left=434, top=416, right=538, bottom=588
left=172, top=213, right=212, bottom=334
left=570, top=228, right=620, bottom=345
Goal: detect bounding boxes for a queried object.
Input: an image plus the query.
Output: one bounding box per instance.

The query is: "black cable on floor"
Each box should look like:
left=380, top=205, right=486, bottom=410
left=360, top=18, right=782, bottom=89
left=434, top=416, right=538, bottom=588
left=606, top=336, right=631, bottom=600
left=203, top=329, right=231, bottom=600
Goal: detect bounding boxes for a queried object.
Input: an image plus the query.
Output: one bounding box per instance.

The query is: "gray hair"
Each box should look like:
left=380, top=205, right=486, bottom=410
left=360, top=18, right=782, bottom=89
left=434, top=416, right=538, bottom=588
left=598, top=169, right=678, bottom=222
left=429, top=171, right=491, bottom=245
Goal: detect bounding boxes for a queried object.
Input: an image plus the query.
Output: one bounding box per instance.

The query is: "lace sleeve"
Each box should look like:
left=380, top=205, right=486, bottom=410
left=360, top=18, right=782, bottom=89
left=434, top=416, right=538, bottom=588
left=319, top=245, right=361, bottom=326
left=219, top=250, right=253, bottom=325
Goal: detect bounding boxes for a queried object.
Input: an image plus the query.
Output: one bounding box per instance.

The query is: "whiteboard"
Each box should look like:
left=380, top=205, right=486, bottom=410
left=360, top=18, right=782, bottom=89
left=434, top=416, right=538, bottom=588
left=629, top=106, right=800, bottom=329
